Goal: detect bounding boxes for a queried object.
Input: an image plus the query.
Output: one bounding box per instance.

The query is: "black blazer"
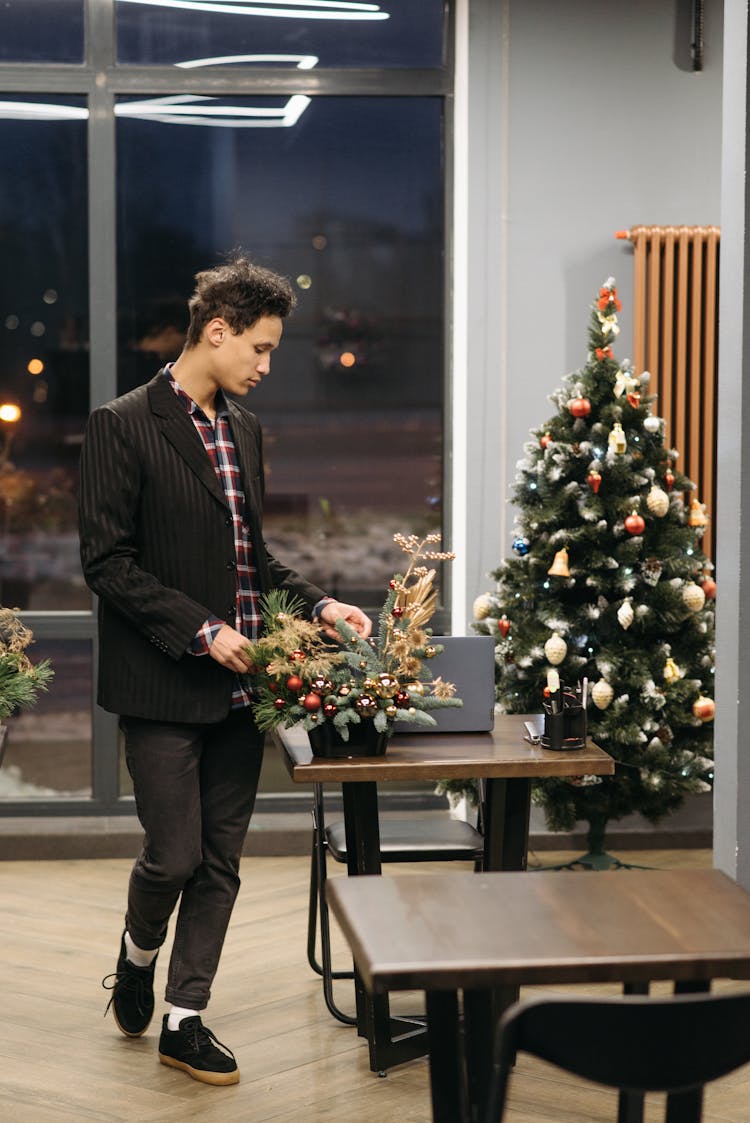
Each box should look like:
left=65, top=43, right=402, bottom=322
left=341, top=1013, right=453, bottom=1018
left=78, top=370, right=326, bottom=723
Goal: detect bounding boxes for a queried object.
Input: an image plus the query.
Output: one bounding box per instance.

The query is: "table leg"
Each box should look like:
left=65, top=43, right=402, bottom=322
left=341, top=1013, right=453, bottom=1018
left=463, top=987, right=496, bottom=1123
left=425, top=990, right=467, bottom=1123
left=483, top=777, right=532, bottom=872
left=340, top=781, right=429, bottom=1072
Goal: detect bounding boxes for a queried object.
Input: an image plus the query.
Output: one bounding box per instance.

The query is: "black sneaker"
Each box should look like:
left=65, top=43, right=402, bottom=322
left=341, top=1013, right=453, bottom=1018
left=158, top=1015, right=240, bottom=1086
left=102, top=931, right=158, bottom=1037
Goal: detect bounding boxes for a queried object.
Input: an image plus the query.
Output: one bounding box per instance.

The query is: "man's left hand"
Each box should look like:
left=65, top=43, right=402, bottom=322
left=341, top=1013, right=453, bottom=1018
left=318, top=600, right=372, bottom=641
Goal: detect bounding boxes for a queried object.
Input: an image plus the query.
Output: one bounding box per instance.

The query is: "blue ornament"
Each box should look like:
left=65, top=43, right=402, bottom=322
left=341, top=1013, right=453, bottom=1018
left=512, top=536, right=530, bottom=556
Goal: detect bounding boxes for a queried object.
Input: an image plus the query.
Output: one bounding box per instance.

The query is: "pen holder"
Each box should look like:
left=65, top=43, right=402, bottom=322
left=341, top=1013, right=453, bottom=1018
left=542, top=688, right=587, bottom=751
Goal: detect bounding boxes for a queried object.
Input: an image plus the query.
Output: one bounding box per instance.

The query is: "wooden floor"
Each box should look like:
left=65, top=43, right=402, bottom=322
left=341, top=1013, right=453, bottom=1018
left=2, top=846, right=750, bottom=1122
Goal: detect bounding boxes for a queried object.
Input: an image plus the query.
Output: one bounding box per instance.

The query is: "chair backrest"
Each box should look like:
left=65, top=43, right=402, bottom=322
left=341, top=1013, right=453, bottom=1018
left=484, top=991, right=750, bottom=1123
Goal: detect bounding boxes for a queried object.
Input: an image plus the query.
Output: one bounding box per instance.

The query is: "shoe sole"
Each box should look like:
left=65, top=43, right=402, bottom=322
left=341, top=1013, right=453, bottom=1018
left=159, top=1052, right=240, bottom=1086
left=113, top=1007, right=152, bottom=1038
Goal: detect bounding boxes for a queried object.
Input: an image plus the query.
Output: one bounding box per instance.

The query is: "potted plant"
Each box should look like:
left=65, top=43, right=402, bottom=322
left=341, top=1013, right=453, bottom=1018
left=243, top=533, right=462, bottom=756
left=0, top=606, right=54, bottom=764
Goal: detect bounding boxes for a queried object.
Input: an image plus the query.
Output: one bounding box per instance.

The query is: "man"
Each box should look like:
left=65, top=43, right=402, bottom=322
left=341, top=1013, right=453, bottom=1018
left=79, top=258, right=371, bottom=1086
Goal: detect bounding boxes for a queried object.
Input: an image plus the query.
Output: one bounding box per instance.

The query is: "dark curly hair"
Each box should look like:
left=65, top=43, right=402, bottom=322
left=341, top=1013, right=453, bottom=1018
left=184, top=257, right=296, bottom=348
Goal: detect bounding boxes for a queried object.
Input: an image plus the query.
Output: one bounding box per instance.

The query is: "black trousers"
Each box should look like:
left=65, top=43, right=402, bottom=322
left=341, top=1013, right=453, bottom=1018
left=121, top=708, right=264, bottom=1010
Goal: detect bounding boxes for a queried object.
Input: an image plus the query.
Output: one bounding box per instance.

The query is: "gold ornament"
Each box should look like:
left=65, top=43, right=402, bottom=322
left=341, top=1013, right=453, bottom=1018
left=424, top=645, right=436, bottom=658
left=608, top=422, right=627, bottom=453
left=617, top=599, right=634, bottom=630
left=547, top=546, right=571, bottom=578
left=408, top=682, right=426, bottom=696
left=682, top=583, right=706, bottom=613
left=337, top=684, right=352, bottom=697
left=591, top=679, right=614, bottom=710
left=663, top=657, right=682, bottom=684
left=385, top=704, right=398, bottom=718
left=544, top=633, right=567, bottom=665
left=646, top=485, right=670, bottom=518
left=473, top=593, right=494, bottom=620
left=688, top=498, right=709, bottom=527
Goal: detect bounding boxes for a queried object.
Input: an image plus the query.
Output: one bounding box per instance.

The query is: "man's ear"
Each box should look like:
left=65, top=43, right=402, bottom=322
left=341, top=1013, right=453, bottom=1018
left=204, top=318, right=228, bottom=347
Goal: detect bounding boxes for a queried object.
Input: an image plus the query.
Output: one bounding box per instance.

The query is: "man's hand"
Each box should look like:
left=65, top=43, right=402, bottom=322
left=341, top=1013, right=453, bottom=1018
left=208, top=624, right=255, bottom=673
left=319, top=600, right=372, bottom=641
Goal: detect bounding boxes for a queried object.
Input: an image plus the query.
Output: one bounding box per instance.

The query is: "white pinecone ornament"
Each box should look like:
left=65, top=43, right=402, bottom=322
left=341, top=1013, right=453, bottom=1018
left=682, top=583, right=706, bottom=613
left=591, top=679, right=614, bottom=710
left=544, top=633, right=567, bottom=665
left=646, top=486, right=670, bottom=517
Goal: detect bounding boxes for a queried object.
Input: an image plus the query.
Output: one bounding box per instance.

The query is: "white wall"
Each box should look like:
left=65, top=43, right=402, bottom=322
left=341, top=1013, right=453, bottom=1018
left=461, top=0, right=724, bottom=625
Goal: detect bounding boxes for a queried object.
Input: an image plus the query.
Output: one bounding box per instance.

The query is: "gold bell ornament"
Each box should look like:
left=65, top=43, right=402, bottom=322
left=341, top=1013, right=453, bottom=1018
left=682, top=582, right=706, bottom=613
left=608, top=422, right=627, bottom=454
left=688, top=498, right=709, bottom=527
left=646, top=485, right=670, bottom=518
left=544, top=632, right=567, bottom=665
left=547, top=546, right=570, bottom=577
left=591, top=679, right=614, bottom=710
left=663, top=657, right=682, bottom=684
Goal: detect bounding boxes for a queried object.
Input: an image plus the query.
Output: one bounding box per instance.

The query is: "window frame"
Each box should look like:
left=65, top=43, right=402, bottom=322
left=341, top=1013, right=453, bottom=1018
left=0, top=0, right=455, bottom=815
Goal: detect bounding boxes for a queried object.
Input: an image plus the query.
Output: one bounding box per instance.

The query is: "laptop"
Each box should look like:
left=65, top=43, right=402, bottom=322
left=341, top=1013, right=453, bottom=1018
left=393, top=635, right=496, bottom=734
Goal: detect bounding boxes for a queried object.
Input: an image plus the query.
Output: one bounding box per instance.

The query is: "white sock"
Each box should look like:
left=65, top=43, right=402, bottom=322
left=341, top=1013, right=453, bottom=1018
left=124, top=930, right=158, bottom=969
left=168, top=1005, right=201, bottom=1031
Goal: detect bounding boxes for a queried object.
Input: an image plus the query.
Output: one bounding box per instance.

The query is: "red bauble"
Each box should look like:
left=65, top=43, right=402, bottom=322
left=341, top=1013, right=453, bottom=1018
left=587, top=470, right=602, bottom=494
left=286, top=674, right=304, bottom=692
left=626, top=390, right=641, bottom=408
left=497, top=615, right=511, bottom=637
left=302, top=693, right=322, bottom=712
left=289, top=649, right=306, bottom=662
left=692, top=696, right=715, bottom=722
left=392, top=606, right=405, bottom=618
left=394, top=691, right=411, bottom=708
left=665, top=468, right=675, bottom=491
left=701, top=576, right=717, bottom=600
left=569, top=396, right=591, bottom=418
left=624, top=511, right=646, bottom=535
left=323, top=702, right=338, bottom=718
left=273, top=697, right=286, bottom=711
left=540, top=432, right=552, bottom=448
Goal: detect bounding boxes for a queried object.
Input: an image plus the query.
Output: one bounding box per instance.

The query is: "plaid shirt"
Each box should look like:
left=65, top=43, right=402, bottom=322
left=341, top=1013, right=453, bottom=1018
left=167, top=369, right=260, bottom=709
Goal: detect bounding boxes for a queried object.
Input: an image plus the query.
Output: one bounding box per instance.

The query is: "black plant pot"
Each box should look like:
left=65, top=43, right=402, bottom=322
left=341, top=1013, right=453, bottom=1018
left=307, top=718, right=391, bottom=758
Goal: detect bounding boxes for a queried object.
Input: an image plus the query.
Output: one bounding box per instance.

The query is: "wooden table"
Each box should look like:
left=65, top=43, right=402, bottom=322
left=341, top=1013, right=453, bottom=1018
left=279, top=717, right=613, bottom=1071
left=328, top=868, right=750, bottom=1122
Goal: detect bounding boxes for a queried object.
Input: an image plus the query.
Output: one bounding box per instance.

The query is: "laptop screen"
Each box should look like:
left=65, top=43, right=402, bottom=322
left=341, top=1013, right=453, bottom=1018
left=393, top=635, right=496, bottom=733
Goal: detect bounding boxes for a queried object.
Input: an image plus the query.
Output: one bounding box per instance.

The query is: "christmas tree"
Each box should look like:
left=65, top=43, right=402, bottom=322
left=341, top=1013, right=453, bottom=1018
left=472, top=278, right=715, bottom=867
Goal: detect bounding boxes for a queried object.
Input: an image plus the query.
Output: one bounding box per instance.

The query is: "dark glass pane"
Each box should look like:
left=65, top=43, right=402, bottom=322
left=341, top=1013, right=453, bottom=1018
left=0, top=639, right=92, bottom=800
left=116, top=95, right=444, bottom=607
left=116, top=0, right=443, bottom=68
left=0, top=1, right=85, bottom=64
left=0, top=95, right=89, bottom=611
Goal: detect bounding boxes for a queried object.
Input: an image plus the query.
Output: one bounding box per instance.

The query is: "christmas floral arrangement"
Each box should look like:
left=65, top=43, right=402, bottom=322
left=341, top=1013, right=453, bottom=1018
left=0, top=606, right=54, bottom=721
left=243, top=533, right=462, bottom=743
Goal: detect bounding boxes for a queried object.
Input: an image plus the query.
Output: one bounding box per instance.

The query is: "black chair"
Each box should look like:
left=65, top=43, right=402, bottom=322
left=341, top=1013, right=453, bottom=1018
left=483, top=991, right=750, bottom=1123
left=307, top=781, right=484, bottom=1023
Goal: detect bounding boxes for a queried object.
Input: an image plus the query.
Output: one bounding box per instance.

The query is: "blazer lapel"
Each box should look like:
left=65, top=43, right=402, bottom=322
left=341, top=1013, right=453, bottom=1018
left=147, top=372, right=229, bottom=511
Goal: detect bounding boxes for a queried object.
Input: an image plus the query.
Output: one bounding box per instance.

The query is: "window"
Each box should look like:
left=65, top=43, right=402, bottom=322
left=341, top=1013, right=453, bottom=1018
left=0, top=95, right=89, bottom=613
left=117, top=94, right=444, bottom=604
left=0, top=1, right=85, bottom=63
left=0, top=0, right=451, bottom=814
left=116, top=0, right=444, bottom=68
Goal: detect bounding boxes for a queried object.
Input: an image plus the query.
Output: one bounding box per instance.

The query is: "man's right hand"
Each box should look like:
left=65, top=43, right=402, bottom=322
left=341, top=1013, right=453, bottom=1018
left=208, top=624, right=254, bottom=673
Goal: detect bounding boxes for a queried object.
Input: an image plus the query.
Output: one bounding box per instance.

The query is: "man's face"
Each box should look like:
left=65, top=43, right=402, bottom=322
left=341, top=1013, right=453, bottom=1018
left=211, top=314, right=283, bottom=396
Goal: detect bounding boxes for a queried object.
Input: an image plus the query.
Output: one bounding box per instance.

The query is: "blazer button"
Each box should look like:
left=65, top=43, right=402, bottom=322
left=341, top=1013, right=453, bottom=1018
left=227, top=608, right=235, bottom=619
left=225, top=516, right=232, bottom=527
left=226, top=560, right=236, bottom=570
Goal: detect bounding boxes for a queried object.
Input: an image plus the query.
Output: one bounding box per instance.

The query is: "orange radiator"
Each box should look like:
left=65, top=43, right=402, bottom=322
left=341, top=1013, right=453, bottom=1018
left=615, top=225, right=720, bottom=560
